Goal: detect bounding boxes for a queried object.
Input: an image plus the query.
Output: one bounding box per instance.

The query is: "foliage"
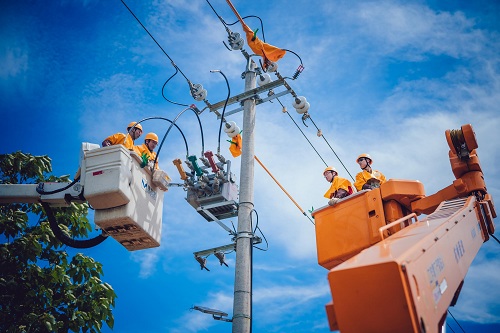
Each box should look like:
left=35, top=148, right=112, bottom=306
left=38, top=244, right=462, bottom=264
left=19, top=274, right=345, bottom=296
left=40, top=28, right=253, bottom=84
left=0, top=152, right=116, bottom=332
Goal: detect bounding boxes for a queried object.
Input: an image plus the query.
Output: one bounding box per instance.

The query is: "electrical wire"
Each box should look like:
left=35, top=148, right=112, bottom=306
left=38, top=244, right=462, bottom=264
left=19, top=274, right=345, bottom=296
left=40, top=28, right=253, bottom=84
left=161, top=67, right=189, bottom=107
left=446, top=323, right=457, bottom=333
left=490, top=233, right=500, bottom=244
left=149, top=110, right=205, bottom=168
left=132, top=116, right=191, bottom=162
left=448, top=309, right=467, bottom=333
left=206, top=0, right=304, bottom=81
left=120, top=0, right=188, bottom=80
left=121, top=0, right=199, bottom=107
left=205, top=0, right=265, bottom=38
left=276, top=97, right=327, bottom=167
left=249, top=208, right=268, bottom=251
left=210, top=70, right=231, bottom=155
left=303, top=113, right=355, bottom=182
left=269, top=71, right=355, bottom=180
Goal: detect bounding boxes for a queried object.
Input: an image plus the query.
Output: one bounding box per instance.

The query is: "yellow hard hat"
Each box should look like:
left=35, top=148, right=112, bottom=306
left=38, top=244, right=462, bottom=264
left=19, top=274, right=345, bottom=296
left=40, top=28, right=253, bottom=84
left=145, top=132, right=159, bottom=142
left=357, top=153, right=372, bottom=164
left=323, top=166, right=337, bottom=175
left=127, top=121, right=143, bottom=131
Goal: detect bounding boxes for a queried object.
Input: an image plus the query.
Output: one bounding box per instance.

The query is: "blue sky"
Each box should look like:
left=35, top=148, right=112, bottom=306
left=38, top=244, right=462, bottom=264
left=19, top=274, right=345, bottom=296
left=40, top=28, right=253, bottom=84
left=1, top=0, right=500, bottom=332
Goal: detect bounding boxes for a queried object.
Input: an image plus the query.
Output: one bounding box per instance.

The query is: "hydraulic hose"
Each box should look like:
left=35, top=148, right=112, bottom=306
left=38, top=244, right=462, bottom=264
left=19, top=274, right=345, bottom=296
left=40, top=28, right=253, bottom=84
left=42, top=202, right=108, bottom=249
left=36, top=177, right=80, bottom=195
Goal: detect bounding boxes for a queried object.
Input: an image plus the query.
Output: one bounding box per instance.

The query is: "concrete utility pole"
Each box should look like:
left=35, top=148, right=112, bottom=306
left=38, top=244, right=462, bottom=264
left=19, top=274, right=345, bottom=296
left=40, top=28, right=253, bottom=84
left=232, top=59, right=257, bottom=333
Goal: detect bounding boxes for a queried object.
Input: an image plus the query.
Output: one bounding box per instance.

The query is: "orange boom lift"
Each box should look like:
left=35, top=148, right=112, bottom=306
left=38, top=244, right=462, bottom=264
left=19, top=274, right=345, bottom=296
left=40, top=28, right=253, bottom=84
left=312, top=124, right=496, bottom=333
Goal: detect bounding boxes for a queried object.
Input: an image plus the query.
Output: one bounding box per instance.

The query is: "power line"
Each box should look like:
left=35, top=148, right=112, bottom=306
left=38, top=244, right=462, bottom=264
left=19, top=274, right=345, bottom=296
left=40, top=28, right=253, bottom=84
left=448, top=309, right=467, bottom=333
left=120, top=0, right=189, bottom=80
left=276, top=98, right=328, bottom=167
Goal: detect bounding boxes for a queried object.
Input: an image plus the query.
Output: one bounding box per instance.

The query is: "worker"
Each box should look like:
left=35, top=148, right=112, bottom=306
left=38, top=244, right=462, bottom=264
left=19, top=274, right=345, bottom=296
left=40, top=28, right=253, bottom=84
left=102, top=121, right=143, bottom=150
left=323, top=166, right=353, bottom=206
left=134, top=132, right=159, bottom=169
left=354, top=153, right=386, bottom=191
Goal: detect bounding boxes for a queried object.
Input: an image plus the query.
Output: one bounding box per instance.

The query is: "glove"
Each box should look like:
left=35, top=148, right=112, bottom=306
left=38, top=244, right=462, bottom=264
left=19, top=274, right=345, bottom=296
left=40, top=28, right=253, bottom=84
left=366, top=178, right=381, bottom=189
left=328, top=198, right=340, bottom=206
left=140, top=153, right=149, bottom=168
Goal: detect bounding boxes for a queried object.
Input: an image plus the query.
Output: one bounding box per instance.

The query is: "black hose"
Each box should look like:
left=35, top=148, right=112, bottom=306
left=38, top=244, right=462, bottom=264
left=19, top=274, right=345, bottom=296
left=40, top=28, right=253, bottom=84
left=42, top=202, right=108, bottom=249
left=36, top=177, right=80, bottom=195
left=152, top=109, right=203, bottom=168
left=130, top=116, right=191, bottom=169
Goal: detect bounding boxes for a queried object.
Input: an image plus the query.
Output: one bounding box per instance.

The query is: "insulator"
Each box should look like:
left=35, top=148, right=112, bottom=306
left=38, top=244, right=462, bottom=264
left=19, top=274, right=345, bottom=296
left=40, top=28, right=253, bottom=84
left=226, top=128, right=239, bottom=138
left=194, top=89, right=207, bottom=101
left=199, top=156, right=211, bottom=168
left=184, top=160, right=194, bottom=171
left=266, top=61, right=278, bottom=72
left=203, top=150, right=219, bottom=173
left=200, top=181, right=212, bottom=195
left=216, top=170, right=225, bottom=180
left=214, top=251, right=228, bottom=267
left=191, top=83, right=203, bottom=94
left=215, top=153, right=226, bottom=164
left=258, top=73, right=272, bottom=86
left=191, top=83, right=207, bottom=101
left=295, top=102, right=310, bottom=114
left=188, top=155, right=203, bottom=177
left=213, top=177, right=220, bottom=192
left=292, top=64, right=304, bottom=80
left=292, top=96, right=307, bottom=109
left=224, top=121, right=240, bottom=138
left=228, top=32, right=244, bottom=50
left=224, top=121, right=237, bottom=133
left=173, top=158, right=188, bottom=181
left=195, top=256, right=209, bottom=271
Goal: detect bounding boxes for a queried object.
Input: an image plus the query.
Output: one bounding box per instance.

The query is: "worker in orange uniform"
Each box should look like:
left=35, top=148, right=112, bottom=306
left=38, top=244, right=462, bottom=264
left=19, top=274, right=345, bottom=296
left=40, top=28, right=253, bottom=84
left=102, top=121, right=143, bottom=150
left=134, top=132, right=159, bottom=169
left=354, top=153, right=386, bottom=191
left=323, top=166, right=354, bottom=206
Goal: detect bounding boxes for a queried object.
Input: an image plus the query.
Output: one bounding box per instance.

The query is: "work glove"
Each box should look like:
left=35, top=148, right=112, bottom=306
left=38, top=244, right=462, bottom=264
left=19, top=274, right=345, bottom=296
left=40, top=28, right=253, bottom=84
left=366, top=178, right=381, bottom=189
left=140, top=153, right=149, bottom=168
left=328, top=198, right=340, bottom=206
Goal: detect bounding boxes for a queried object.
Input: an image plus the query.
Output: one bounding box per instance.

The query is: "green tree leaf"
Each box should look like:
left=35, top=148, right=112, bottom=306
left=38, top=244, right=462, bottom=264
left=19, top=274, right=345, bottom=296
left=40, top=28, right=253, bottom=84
left=0, top=152, right=116, bottom=332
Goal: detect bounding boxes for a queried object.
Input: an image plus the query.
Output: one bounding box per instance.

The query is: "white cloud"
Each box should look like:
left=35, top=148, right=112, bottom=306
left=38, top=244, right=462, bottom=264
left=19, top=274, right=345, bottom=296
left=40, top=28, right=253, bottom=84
left=130, top=247, right=161, bottom=278
left=169, top=291, right=233, bottom=333
left=342, top=1, right=487, bottom=59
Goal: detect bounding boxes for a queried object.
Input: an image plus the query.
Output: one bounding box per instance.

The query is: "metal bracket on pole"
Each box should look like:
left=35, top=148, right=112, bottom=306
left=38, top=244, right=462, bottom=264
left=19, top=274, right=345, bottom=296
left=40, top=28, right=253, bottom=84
left=197, top=202, right=237, bottom=236
left=193, top=236, right=262, bottom=259
left=192, top=305, right=232, bottom=322
left=194, top=242, right=236, bottom=258
left=208, top=78, right=289, bottom=117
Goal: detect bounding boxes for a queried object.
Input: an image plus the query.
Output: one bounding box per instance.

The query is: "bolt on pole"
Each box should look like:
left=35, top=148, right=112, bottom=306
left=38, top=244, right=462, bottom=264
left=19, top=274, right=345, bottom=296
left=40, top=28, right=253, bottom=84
left=232, top=59, right=257, bottom=333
